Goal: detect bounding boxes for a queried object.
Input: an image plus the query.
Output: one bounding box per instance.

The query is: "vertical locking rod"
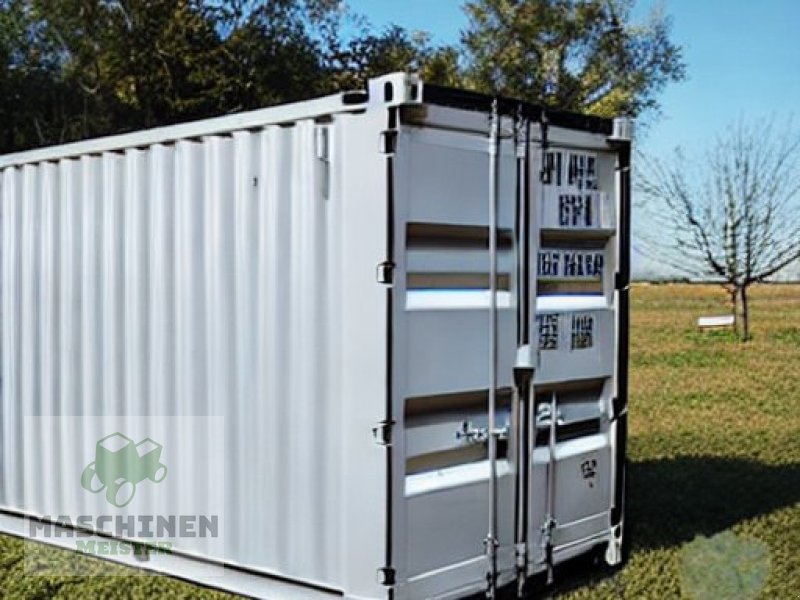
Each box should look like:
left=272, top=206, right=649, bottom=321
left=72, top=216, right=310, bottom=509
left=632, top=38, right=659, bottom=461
left=485, top=97, right=501, bottom=599
left=513, top=104, right=534, bottom=599
left=544, top=389, right=558, bottom=586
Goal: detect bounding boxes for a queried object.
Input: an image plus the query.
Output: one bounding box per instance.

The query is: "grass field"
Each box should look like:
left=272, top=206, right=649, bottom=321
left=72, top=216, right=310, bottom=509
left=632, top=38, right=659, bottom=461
left=561, top=283, right=800, bottom=599
left=1, top=283, right=798, bottom=599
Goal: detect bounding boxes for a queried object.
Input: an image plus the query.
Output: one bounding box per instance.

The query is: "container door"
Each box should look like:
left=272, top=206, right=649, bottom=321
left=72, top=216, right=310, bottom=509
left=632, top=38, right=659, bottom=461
left=392, top=119, right=519, bottom=599
left=527, top=138, right=621, bottom=578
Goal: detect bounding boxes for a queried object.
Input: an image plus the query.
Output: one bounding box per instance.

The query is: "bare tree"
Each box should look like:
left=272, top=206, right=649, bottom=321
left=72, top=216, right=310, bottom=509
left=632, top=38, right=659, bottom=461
left=638, top=118, right=800, bottom=340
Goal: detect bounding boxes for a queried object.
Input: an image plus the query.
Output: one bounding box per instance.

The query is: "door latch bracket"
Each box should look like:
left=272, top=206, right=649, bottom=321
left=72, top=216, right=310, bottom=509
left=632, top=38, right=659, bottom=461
left=377, top=566, right=396, bottom=586
left=376, top=261, right=394, bottom=285
left=372, top=420, right=394, bottom=446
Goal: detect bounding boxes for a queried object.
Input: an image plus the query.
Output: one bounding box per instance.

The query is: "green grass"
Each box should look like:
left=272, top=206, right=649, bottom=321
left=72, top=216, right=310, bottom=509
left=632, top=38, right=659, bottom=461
left=1, top=283, right=798, bottom=599
left=560, top=283, right=800, bottom=600
left=0, top=533, right=240, bottom=599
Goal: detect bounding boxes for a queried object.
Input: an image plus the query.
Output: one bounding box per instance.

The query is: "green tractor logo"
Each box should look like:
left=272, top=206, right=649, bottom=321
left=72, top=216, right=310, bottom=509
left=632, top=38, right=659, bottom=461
left=81, top=433, right=168, bottom=508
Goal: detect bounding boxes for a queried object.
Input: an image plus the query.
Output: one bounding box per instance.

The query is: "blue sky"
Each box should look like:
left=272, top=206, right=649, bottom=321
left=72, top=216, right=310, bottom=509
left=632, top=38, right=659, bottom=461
left=345, top=0, right=800, bottom=159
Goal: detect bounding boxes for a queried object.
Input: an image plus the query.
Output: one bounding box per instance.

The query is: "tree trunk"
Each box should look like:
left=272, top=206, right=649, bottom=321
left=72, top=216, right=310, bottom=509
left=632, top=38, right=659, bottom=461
left=739, top=285, right=751, bottom=341
left=729, top=288, right=739, bottom=338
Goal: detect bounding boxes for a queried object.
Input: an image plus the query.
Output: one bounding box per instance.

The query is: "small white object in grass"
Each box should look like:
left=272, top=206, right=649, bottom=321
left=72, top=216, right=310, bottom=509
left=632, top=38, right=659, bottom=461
left=698, top=315, right=735, bottom=328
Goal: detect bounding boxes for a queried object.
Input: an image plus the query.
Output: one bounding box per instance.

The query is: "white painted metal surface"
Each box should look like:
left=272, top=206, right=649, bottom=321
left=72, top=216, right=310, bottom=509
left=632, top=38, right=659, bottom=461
left=0, top=75, right=404, bottom=599
left=0, top=72, right=629, bottom=599
left=391, top=102, right=627, bottom=598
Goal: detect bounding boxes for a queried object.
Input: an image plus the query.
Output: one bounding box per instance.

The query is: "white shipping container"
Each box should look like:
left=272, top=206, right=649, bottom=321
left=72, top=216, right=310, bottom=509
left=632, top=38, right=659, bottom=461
left=0, top=73, right=631, bottom=599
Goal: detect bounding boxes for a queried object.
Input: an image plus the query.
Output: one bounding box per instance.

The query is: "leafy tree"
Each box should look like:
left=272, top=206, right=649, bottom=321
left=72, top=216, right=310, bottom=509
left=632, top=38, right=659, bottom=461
left=33, top=0, right=227, bottom=131
left=215, top=0, right=330, bottom=110
left=217, top=2, right=459, bottom=106
left=461, top=0, right=685, bottom=117
left=1, top=0, right=684, bottom=155
left=638, top=118, right=800, bottom=340
left=0, top=0, right=84, bottom=152
left=317, top=11, right=462, bottom=93
left=419, top=45, right=463, bottom=88
left=2, top=0, right=335, bottom=148
left=0, top=0, right=453, bottom=152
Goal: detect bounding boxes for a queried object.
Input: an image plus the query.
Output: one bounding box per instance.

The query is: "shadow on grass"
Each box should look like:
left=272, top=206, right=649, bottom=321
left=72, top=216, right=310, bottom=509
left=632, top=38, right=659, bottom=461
left=628, top=456, right=800, bottom=551
left=522, top=456, right=800, bottom=598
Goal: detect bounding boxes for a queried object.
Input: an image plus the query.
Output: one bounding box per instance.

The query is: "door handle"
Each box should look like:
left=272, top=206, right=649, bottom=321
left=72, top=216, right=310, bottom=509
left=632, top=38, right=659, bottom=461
left=456, top=421, right=509, bottom=445
left=456, top=421, right=488, bottom=444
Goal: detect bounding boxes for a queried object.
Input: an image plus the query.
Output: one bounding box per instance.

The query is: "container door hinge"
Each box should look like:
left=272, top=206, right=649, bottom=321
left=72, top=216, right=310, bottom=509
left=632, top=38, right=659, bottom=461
left=515, top=542, right=528, bottom=598
left=380, top=130, right=398, bottom=154
left=614, top=272, right=629, bottom=291
left=377, top=566, right=396, bottom=587
left=612, top=396, right=628, bottom=421
left=376, top=261, right=395, bottom=285
left=372, top=420, right=394, bottom=446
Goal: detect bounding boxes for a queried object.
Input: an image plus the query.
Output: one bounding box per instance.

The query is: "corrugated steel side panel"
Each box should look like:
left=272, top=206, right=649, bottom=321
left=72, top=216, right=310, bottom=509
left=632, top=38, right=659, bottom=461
left=0, top=92, right=356, bottom=170
left=0, top=114, right=389, bottom=597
